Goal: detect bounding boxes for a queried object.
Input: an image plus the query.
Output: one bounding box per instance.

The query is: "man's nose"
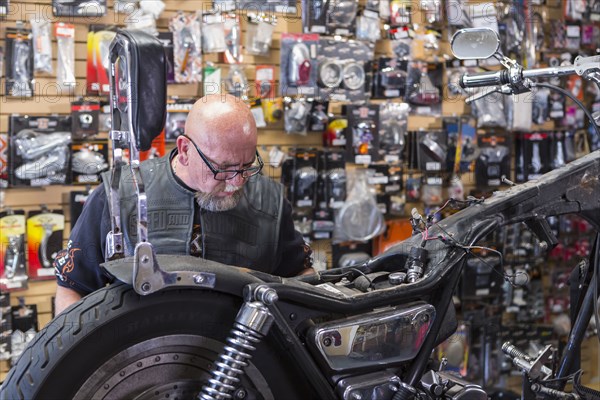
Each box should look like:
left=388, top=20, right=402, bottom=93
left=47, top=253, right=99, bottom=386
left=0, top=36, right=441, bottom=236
left=230, top=173, right=246, bottom=186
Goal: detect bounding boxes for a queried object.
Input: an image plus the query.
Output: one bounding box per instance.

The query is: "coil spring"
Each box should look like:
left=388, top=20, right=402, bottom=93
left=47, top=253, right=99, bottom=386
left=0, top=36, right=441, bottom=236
left=406, top=266, right=423, bottom=283
left=199, top=322, right=263, bottom=400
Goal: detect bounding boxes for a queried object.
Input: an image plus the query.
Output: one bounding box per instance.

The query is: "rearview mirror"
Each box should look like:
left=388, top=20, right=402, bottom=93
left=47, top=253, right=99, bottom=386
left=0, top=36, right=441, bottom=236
left=451, top=28, right=500, bottom=60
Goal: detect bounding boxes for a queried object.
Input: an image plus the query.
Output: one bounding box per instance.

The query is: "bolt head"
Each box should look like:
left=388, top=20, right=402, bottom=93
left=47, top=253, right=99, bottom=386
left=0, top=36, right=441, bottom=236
left=323, top=337, right=332, bottom=347
left=194, top=275, right=205, bottom=284
left=141, top=282, right=151, bottom=292
left=141, top=255, right=149, bottom=264
left=234, top=388, right=247, bottom=399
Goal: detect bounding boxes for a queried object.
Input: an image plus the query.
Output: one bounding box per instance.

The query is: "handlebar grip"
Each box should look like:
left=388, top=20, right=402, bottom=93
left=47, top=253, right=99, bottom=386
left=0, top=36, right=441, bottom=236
left=460, top=70, right=510, bottom=89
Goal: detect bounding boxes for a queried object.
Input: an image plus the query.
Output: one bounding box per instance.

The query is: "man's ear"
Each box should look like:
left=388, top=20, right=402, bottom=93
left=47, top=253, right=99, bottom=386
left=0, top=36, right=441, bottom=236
left=176, top=136, right=191, bottom=165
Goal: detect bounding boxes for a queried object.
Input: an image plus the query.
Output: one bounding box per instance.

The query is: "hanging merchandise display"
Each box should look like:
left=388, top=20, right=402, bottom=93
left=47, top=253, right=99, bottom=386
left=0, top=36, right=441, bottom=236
left=203, top=62, right=221, bottom=95
left=223, top=13, right=242, bottom=64
left=373, top=57, right=408, bottom=99
left=420, top=0, right=443, bottom=25
left=472, top=91, right=508, bottom=128
left=316, top=38, right=373, bottom=102
left=262, top=98, right=284, bottom=124
left=301, top=0, right=327, bottom=33
left=280, top=33, right=319, bottom=96
left=70, top=140, right=109, bottom=184
left=248, top=98, right=267, bottom=128
left=417, top=130, right=447, bottom=173
left=165, top=98, right=194, bottom=142
left=0, top=133, right=7, bottom=188
left=5, top=26, right=34, bottom=98
left=55, top=22, right=76, bottom=89
left=9, top=299, right=37, bottom=366
left=317, top=149, right=347, bottom=210
left=9, top=115, right=72, bottom=187
left=281, top=148, right=319, bottom=208
left=218, top=0, right=296, bottom=13
left=405, top=61, right=442, bottom=114
left=121, top=1, right=164, bottom=35
left=170, top=12, right=202, bottom=83
left=511, top=93, right=533, bottom=132
left=202, top=12, right=227, bottom=53
left=344, top=104, right=380, bottom=164
left=475, top=132, right=511, bottom=188
left=0, top=210, right=28, bottom=292
left=532, top=88, right=551, bottom=126
left=69, top=189, right=92, bottom=229
left=255, top=65, right=275, bottom=99
left=53, top=0, right=106, bottom=16
left=378, top=102, right=409, bottom=163
left=26, top=208, right=64, bottom=281
left=157, top=31, right=176, bottom=84
left=225, top=65, right=249, bottom=98
left=302, top=0, right=358, bottom=35
left=323, top=116, right=348, bottom=147
left=284, top=97, right=310, bottom=134
left=0, top=293, right=10, bottom=361
left=335, top=168, right=386, bottom=241
left=421, top=175, right=443, bottom=206
left=444, top=117, right=478, bottom=174
left=405, top=175, right=422, bottom=202
left=308, top=100, right=330, bottom=132
left=245, top=14, right=277, bottom=57
left=356, top=12, right=381, bottom=42
left=446, top=0, right=471, bottom=28
left=389, top=0, right=412, bottom=26
left=549, top=131, right=576, bottom=170
left=86, top=26, right=117, bottom=95
left=328, top=0, right=359, bottom=35
left=30, top=18, right=53, bottom=75
left=71, top=100, right=101, bottom=140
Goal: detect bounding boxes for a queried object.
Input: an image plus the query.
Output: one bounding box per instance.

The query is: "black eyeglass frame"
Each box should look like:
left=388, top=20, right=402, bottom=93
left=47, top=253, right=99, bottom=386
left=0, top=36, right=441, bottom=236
left=182, top=134, right=264, bottom=181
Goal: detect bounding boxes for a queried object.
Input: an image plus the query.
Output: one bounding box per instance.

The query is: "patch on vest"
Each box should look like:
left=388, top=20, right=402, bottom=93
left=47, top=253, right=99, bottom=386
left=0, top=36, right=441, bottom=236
left=129, top=211, right=190, bottom=235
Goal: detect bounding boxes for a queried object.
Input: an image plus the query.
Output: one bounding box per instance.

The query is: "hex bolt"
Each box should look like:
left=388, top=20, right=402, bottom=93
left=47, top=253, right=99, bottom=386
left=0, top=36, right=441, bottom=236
left=140, top=255, right=149, bottom=264
left=141, top=282, right=151, bottom=292
left=194, top=275, right=205, bottom=284
left=323, top=337, right=332, bottom=347
left=234, top=388, right=247, bottom=399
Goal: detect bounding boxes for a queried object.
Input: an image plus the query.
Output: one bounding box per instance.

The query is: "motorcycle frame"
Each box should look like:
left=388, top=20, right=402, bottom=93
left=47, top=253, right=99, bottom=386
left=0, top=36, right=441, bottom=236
left=104, top=149, right=599, bottom=398
left=102, top=29, right=600, bottom=399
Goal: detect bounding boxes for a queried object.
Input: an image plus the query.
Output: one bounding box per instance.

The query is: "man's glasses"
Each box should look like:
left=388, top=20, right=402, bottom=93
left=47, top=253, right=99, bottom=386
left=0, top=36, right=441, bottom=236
left=182, top=134, right=263, bottom=181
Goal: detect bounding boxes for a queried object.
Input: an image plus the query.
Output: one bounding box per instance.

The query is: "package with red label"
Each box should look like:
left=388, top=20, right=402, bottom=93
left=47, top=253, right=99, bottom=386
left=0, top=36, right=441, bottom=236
left=27, top=209, right=64, bottom=280
left=71, top=100, right=100, bottom=140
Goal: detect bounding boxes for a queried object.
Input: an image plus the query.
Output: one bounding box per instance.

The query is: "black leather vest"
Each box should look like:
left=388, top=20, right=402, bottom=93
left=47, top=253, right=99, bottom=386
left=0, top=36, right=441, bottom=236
left=101, top=153, right=284, bottom=274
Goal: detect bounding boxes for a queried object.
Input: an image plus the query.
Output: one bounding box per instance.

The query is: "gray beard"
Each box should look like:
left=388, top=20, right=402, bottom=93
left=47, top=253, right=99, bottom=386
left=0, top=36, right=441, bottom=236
left=195, top=189, right=242, bottom=212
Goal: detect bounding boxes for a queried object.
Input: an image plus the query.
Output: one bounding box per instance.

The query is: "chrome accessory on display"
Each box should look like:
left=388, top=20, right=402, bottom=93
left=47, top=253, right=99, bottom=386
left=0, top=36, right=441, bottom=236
left=342, top=61, right=365, bottom=90
left=288, top=42, right=312, bottom=86
left=318, top=60, right=343, bottom=88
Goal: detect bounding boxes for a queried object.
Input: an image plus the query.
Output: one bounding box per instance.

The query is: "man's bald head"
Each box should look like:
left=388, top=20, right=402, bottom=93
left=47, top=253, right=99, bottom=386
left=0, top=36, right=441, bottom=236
left=185, top=94, right=257, bottom=148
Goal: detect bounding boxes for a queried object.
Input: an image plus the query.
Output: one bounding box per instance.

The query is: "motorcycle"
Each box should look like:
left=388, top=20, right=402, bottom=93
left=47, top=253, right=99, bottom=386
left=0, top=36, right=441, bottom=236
left=1, top=28, right=599, bottom=400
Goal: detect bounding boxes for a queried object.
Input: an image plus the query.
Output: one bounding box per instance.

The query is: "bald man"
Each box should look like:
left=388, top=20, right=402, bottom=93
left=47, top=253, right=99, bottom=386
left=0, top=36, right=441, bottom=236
left=54, top=95, right=313, bottom=314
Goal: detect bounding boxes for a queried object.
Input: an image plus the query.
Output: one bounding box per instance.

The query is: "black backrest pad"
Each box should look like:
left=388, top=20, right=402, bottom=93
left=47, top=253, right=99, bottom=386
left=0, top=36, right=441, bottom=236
left=116, top=29, right=167, bottom=151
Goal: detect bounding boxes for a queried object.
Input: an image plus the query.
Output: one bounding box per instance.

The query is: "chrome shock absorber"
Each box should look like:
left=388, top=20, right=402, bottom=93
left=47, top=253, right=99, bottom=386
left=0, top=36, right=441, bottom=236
left=199, top=299, right=275, bottom=400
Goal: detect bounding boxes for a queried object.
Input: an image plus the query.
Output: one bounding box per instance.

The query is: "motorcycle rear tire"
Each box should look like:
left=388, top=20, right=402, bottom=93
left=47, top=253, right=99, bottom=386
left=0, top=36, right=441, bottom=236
left=0, top=282, right=312, bottom=400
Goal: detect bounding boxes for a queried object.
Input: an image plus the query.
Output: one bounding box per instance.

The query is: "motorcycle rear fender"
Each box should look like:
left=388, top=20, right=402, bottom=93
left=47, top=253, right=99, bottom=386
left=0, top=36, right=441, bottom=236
left=102, top=254, right=283, bottom=299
